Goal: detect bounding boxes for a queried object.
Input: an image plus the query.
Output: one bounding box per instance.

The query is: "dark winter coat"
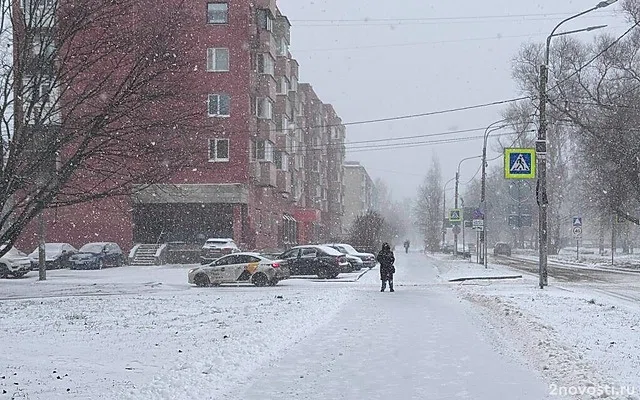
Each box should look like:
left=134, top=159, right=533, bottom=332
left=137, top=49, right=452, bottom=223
left=377, top=246, right=395, bottom=281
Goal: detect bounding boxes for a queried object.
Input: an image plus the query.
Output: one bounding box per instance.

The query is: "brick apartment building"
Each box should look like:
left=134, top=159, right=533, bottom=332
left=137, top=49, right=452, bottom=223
left=341, top=161, right=375, bottom=236
left=16, top=0, right=346, bottom=253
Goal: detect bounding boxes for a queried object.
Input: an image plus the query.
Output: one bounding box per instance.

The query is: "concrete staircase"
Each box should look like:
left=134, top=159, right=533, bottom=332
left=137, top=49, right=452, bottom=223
left=129, top=244, right=163, bottom=266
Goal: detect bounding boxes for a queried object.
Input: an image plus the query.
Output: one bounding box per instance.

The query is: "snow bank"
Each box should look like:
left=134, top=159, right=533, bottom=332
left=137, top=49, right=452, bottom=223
left=438, top=257, right=640, bottom=399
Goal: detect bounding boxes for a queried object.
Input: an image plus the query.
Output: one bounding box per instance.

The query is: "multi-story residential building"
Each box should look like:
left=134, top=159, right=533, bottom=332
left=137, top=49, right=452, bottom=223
left=342, top=161, right=375, bottom=236
left=16, top=0, right=346, bottom=253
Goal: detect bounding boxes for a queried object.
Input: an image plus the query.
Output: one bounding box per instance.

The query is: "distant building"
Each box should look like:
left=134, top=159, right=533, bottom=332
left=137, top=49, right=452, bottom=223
left=341, top=162, right=375, bottom=237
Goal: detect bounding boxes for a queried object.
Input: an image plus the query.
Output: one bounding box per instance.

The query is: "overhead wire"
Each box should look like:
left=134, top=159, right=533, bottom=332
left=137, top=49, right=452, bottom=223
left=291, top=12, right=617, bottom=27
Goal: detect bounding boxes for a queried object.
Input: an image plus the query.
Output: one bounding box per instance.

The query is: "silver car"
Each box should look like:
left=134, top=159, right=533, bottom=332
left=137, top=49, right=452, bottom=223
left=0, top=244, right=32, bottom=278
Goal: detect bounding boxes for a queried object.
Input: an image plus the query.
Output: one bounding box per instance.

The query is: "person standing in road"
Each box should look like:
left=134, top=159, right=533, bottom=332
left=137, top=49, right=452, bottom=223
left=403, top=240, right=410, bottom=253
left=377, top=242, right=396, bottom=292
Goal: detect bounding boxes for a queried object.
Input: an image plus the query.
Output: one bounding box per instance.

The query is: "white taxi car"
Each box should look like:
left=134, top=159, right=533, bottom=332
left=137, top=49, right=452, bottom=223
left=188, top=252, right=290, bottom=287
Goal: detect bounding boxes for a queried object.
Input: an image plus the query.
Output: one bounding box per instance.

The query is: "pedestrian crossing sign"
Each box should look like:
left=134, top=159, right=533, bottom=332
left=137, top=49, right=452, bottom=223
left=504, top=148, right=536, bottom=179
left=449, top=209, right=462, bottom=222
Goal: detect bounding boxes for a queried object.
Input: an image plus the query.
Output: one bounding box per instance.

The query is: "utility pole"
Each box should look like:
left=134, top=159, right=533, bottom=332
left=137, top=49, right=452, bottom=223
left=537, top=3, right=613, bottom=289
left=454, top=171, right=459, bottom=256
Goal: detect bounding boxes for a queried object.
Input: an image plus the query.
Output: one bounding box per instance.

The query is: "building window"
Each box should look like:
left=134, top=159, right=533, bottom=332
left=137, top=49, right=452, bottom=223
left=253, top=140, right=274, bottom=162
left=256, top=97, right=273, bottom=120
left=276, top=76, right=289, bottom=95
left=208, top=94, right=230, bottom=117
left=207, top=48, right=229, bottom=72
left=290, top=76, right=298, bottom=92
left=208, top=138, right=230, bottom=162
left=257, top=9, right=273, bottom=32
left=207, top=3, right=228, bottom=24
left=276, top=38, right=289, bottom=57
left=276, top=116, right=289, bottom=133
left=257, top=53, right=275, bottom=76
left=275, top=151, right=288, bottom=171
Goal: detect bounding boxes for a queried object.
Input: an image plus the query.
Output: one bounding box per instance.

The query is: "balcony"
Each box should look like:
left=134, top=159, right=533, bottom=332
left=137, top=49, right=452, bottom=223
left=277, top=170, right=291, bottom=194
left=257, top=30, right=276, bottom=53
left=258, top=161, right=277, bottom=187
left=257, top=74, right=277, bottom=100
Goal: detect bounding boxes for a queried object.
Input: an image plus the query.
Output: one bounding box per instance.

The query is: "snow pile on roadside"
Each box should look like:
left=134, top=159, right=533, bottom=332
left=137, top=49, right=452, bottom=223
left=440, top=259, right=640, bottom=399
left=0, top=284, right=355, bottom=400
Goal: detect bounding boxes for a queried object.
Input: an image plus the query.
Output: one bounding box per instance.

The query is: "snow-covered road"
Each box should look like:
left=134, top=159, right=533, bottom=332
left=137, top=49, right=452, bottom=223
left=233, top=254, right=549, bottom=400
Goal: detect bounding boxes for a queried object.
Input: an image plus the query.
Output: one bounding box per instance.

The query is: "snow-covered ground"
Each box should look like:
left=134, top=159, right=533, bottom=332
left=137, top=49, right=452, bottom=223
left=0, top=266, right=362, bottom=399
left=434, top=254, right=640, bottom=399
left=1, top=254, right=638, bottom=399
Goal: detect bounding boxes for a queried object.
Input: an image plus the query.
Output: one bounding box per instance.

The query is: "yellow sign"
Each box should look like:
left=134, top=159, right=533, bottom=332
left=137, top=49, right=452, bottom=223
left=504, top=148, right=536, bottom=179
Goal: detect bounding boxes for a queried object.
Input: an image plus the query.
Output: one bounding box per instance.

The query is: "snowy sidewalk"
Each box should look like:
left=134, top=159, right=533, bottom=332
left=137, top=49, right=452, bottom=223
left=231, top=254, right=550, bottom=400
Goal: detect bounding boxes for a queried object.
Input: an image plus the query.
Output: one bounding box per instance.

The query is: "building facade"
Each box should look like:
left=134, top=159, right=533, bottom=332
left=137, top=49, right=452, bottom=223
left=342, top=161, right=375, bottom=237
left=16, top=0, right=346, bottom=253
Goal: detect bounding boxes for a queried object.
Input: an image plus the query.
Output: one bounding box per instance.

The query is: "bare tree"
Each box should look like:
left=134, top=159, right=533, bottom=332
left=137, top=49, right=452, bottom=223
left=414, top=158, right=442, bottom=252
left=0, top=0, right=200, bottom=252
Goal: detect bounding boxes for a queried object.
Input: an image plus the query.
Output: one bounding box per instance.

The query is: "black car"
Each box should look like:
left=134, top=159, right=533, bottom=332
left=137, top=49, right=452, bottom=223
left=279, top=245, right=350, bottom=279
left=493, top=242, right=512, bottom=256
left=68, top=242, right=126, bottom=270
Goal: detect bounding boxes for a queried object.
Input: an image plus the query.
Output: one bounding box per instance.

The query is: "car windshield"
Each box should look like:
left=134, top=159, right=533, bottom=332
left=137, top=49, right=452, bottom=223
left=318, top=246, right=342, bottom=256
left=79, top=243, right=105, bottom=254
left=205, top=240, right=235, bottom=246
left=1, top=246, right=27, bottom=257
left=340, top=244, right=358, bottom=254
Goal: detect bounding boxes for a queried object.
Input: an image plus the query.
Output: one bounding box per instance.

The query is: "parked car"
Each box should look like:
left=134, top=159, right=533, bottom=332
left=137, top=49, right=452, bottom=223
left=325, top=243, right=377, bottom=269
left=494, top=242, right=512, bottom=256
left=279, top=245, right=349, bottom=279
left=28, top=243, right=78, bottom=270
left=68, top=242, right=126, bottom=270
left=324, top=244, right=361, bottom=271
left=0, top=244, right=32, bottom=278
left=188, top=252, right=289, bottom=287
left=200, top=238, right=240, bottom=264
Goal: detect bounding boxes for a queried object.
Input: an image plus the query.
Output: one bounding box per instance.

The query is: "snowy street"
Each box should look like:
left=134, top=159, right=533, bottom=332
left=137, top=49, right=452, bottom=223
left=1, top=252, right=639, bottom=399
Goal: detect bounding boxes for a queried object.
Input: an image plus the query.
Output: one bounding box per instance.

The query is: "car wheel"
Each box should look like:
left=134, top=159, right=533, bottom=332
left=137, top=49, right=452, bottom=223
left=116, top=258, right=123, bottom=268
left=317, top=268, right=332, bottom=279
left=194, top=273, right=211, bottom=287
left=252, top=273, right=268, bottom=287
left=267, top=278, right=278, bottom=286
left=330, top=271, right=340, bottom=279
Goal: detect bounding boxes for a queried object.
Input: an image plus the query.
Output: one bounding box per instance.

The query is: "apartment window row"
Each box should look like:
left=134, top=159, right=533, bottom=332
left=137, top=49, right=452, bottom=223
left=207, top=48, right=229, bottom=72
left=207, top=2, right=228, bottom=24
left=207, top=94, right=277, bottom=120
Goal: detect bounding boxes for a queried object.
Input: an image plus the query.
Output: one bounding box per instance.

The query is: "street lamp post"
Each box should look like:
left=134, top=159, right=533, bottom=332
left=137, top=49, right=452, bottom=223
left=537, top=1, right=614, bottom=289
left=455, top=155, right=482, bottom=256
left=480, top=119, right=511, bottom=267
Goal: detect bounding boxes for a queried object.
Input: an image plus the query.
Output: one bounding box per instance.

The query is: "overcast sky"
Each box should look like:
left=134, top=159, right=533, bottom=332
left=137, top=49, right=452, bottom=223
left=277, top=0, right=628, bottom=201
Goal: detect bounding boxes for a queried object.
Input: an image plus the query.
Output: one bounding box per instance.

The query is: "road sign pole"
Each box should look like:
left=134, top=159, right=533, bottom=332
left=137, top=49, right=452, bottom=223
left=577, top=240, right=579, bottom=261
left=612, top=215, right=615, bottom=265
